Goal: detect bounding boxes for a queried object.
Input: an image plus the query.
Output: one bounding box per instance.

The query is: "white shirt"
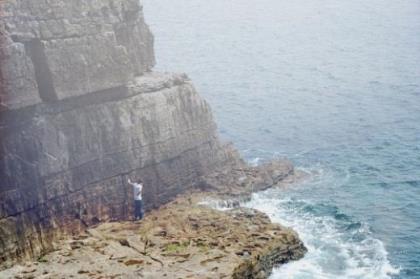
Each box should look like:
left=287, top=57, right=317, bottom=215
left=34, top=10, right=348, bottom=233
left=132, top=183, right=143, bottom=201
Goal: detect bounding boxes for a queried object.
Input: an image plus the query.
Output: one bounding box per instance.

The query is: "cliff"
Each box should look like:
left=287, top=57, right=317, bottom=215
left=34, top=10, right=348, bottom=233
left=0, top=0, right=307, bottom=274
left=0, top=0, right=239, bottom=265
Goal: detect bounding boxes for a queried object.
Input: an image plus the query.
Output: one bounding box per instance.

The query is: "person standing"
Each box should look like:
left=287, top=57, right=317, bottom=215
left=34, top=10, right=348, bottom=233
left=127, top=178, right=144, bottom=220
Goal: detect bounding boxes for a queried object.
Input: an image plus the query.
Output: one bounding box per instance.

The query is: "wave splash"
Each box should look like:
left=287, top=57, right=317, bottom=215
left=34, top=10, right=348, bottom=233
left=243, top=170, right=399, bottom=279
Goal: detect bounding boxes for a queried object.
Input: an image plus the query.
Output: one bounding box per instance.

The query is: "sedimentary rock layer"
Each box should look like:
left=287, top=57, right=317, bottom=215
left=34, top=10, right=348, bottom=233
left=0, top=0, right=306, bottom=273
left=1, top=0, right=230, bottom=264
left=0, top=72, right=238, bottom=265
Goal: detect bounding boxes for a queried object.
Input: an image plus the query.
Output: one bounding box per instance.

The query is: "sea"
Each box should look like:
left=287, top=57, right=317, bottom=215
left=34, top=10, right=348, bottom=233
left=143, top=0, right=420, bottom=278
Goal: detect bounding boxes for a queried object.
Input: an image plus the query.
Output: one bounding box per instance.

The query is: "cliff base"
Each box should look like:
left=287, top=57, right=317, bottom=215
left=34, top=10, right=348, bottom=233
left=0, top=161, right=307, bottom=278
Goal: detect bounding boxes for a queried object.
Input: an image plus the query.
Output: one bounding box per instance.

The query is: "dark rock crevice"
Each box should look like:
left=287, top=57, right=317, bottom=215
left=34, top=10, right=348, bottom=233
left=23, top=39, right=57, bottom=102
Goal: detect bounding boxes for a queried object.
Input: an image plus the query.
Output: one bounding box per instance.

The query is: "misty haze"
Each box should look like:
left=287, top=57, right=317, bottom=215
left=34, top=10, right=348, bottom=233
left=1, top=0, right=419, bottom=278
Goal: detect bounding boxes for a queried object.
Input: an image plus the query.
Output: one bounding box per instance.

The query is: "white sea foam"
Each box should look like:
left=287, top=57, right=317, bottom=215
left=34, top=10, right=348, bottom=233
left=200, top=163, right=400, bottom=278
left=244, top=192, right=400, bottom=279
left=197, top=198, right=235, bottom=211
left=249, top=157, right=262, bottom=167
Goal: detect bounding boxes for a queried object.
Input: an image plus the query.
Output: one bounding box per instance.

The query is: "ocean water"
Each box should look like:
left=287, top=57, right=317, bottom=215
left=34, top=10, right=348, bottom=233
left=143, top=0, right=420, bottom=278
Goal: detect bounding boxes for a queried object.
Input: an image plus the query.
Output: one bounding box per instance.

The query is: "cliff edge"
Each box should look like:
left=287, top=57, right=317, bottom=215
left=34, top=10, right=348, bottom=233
left=0, top=0, right=306, bottom=274
left=0, top=0, right=240, bottom=264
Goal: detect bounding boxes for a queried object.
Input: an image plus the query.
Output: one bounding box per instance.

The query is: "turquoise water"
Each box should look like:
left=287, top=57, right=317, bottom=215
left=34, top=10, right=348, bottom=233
left=143, top=0, right=420, bottom=277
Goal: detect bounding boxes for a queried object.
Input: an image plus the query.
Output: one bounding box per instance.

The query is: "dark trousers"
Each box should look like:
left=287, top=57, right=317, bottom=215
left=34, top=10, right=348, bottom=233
left=134, top=200, right=143, bottom=220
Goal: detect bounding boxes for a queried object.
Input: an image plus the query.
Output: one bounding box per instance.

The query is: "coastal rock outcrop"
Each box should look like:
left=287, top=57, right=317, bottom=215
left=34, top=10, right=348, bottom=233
left=0, top=0, right=306, bottom=274
left=0, top=71, right=240, bottom=265
left=0, top=195, right=307, bottom=279
left=0, top=0, right=239, bottom=265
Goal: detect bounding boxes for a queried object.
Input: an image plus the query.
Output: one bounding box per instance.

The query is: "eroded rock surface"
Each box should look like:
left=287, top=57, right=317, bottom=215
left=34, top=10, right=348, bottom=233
left=0, top=0, right=307, bottom=274
left=0, top=71, right=241, bottom=266
left=0, top=195, right=306, bottom=279
left=0, top=0, right=242, bottom=264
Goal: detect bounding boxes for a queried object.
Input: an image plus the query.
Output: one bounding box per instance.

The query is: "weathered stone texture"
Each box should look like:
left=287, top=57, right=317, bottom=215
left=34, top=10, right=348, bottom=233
left=0, top=0, right=234, bottom=264
left=0, top=73, right=236, bottom=264
left=0, top=195, right=306, bottom=279
left=0, top=0, right=304, bottom=272
left=0, top=0, right=155, bottom=109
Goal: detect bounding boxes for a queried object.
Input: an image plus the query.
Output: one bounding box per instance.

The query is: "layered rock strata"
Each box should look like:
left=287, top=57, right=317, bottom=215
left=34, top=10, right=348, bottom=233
left=0, top=0, right=307, bottom=274
left=0, top=0, right=239, bottom=265
left=0, top=71, right=240, bottom=265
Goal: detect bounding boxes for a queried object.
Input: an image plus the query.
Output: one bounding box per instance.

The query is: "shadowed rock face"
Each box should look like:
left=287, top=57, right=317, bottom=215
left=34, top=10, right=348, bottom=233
left=0, top=0, right=240, bottom=265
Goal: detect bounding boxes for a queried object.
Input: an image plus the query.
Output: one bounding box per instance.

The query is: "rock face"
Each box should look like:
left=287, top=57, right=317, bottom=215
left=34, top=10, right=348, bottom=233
left=0, top=0, right=240, bottom=265
left=0, top=0, right=307, bottom=274
left=0, top=0, right=154, bottom=109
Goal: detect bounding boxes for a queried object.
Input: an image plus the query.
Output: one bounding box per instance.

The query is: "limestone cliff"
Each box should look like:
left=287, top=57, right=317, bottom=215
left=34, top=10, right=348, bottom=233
left=0, top=0, right=240, bottom=265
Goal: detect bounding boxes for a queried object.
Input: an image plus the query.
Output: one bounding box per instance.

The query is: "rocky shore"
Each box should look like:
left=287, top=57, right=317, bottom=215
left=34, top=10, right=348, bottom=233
left=0, top=0, right=307, bottom=276
left=0, top=161, right=307, bottom=279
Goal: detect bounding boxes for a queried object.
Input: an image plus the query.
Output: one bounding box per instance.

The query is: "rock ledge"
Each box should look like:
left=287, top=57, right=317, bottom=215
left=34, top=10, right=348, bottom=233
left=0, top=161, right=308, bottom=278
left=0, top=193, right=306, bottom=279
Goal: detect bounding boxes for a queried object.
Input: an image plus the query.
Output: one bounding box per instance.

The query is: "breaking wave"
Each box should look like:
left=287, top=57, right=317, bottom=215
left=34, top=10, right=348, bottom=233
left=244, top=169, right=400, bottom=279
